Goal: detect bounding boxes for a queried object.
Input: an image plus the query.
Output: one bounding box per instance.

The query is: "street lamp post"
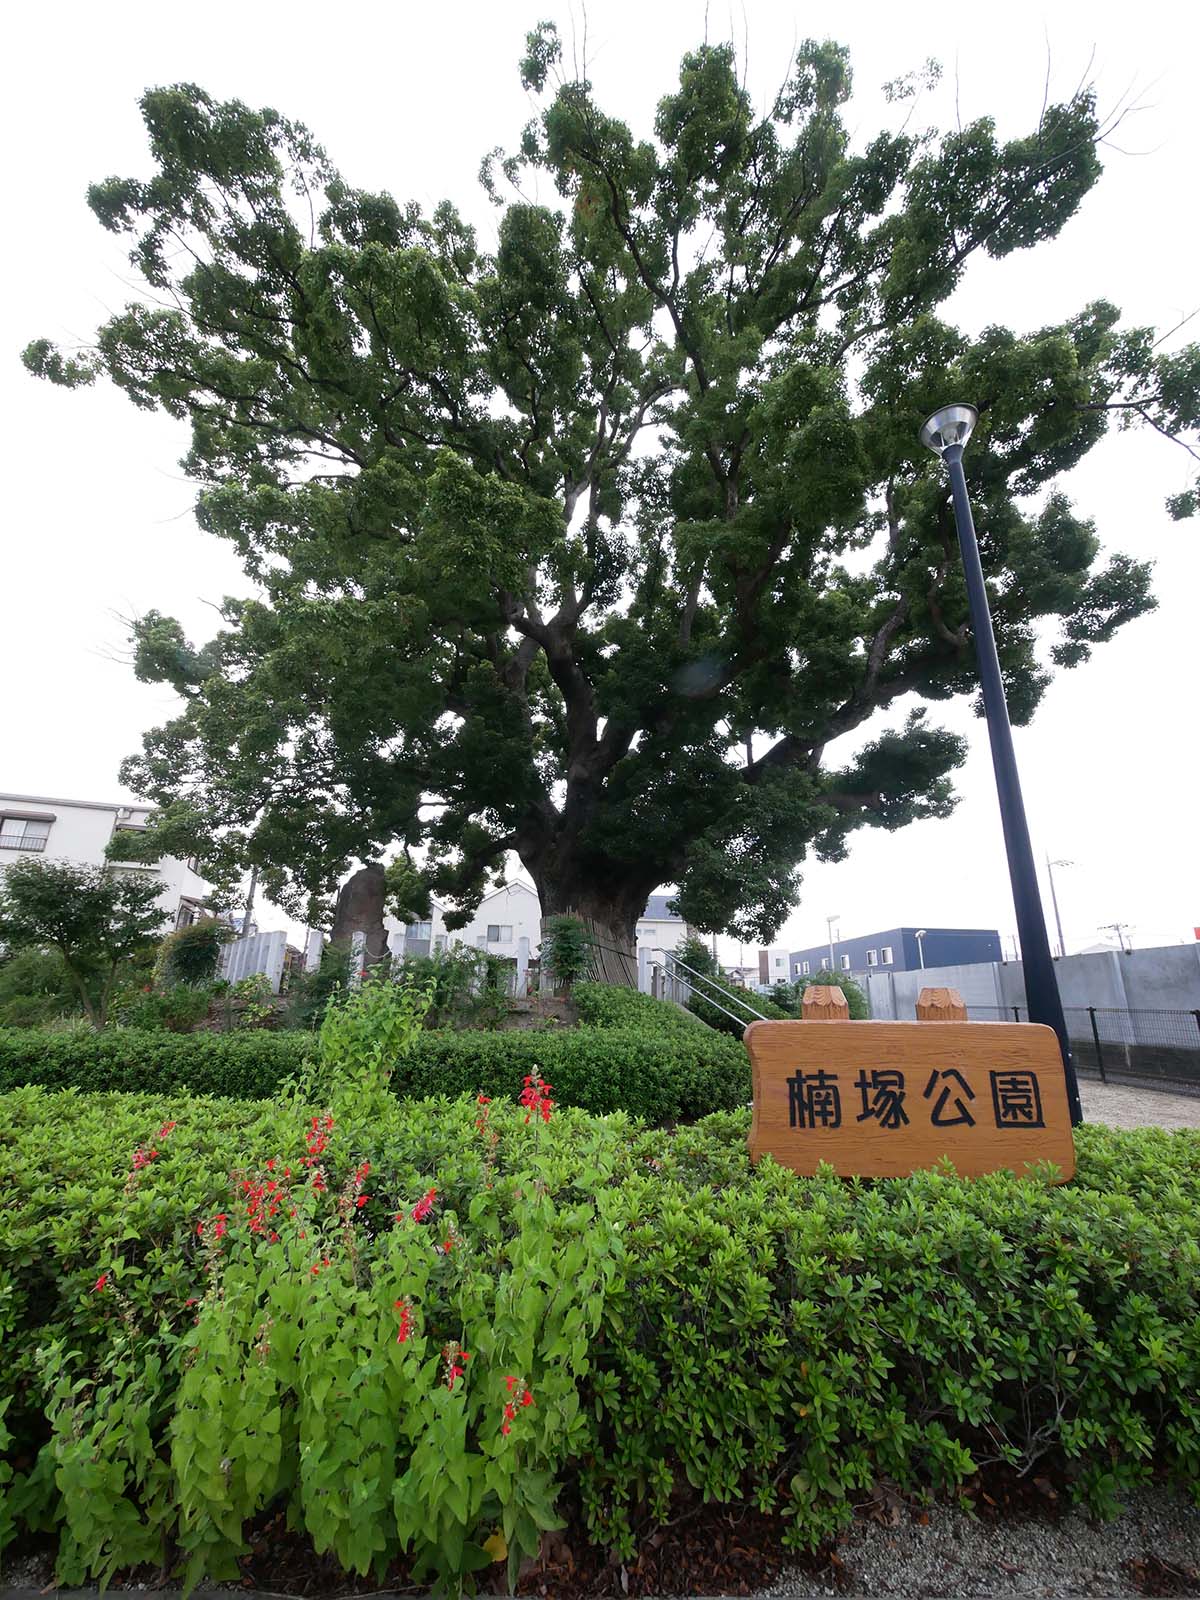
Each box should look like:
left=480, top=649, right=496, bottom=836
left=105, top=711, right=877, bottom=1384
left=915, top=928, right=927, bottom=969
left=826, top=915, right=839, bottom=975
left=1046, top=857, right=1072, bottom=958
left=919, top=404, right=1083, bottom=1126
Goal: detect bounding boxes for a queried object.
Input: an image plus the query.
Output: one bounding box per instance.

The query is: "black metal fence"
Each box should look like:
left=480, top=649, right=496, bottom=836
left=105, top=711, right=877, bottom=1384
left=970, top=1005, right=1200, bottom=1087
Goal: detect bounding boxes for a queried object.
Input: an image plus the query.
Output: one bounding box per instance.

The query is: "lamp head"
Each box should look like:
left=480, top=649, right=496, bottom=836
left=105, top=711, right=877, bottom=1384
left=915, top=928, right=927, bottom=939
left=919, top=403, right=978, bottom=457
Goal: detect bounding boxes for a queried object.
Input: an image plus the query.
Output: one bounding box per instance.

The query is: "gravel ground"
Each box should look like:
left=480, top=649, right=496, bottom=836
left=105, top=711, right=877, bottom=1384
left=754, top=1486, right=1200, bottom=1598
left=1079, top=1080, right=1200, bottom=1131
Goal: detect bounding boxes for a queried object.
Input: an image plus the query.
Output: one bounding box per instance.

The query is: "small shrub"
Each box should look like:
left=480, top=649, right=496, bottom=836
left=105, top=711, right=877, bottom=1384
left=285, top=944, right=351, bottom=1031
left=541, top=916, right=590, bottom=993
left=801, top=966, right=870, bottom=1018
left=154, top=919, right=231, bottom=987
left=0, top=948, right=80, bottom=1027
left=675, top=936, right=790, bottom=1035
left=115, top=982, right=215, bottom=1033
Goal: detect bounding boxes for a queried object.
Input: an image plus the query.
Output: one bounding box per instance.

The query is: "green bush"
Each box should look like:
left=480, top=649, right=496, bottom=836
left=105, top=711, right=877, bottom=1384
left=0, top=1085, right=1196, bottom=1595
left=572, top=981, right=709, bottom=1032
left=399, top=1024, right=749, bottom=1123
left=154, top=919, right=231, bottom=987
left=541, top=915, right=590, bottom=992
left=0, top=1027, right=315, bottom=1097
left=0, top=1010, right=748, bottom=1123
left=0, top=948, right=80, bottom=1027
left=115, top=981, right=216, bottom=1033
left=771, top=968, right=871, bottom=1019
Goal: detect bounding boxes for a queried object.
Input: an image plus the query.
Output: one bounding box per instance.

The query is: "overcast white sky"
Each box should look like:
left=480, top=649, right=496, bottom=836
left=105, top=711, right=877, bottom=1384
left=2, top=0, right=1197, bottom=960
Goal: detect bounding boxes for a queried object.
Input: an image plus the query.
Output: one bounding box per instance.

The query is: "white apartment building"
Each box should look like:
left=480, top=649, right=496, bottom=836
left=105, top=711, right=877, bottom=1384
left=0, top=792, right=211, bottom=928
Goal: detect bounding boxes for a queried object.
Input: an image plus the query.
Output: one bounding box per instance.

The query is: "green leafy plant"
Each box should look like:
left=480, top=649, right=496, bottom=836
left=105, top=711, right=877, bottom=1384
left=769, top=968, right=871, bottom=1018
left=540, top=917, right=590, bottom=995
left=154, top=919, right=230, bottom=987
left=116, top=982, right=214, bottom=1034
left=0, top=948, right=81, bottom=1028
left=285, top=944, right=351, bottom=1031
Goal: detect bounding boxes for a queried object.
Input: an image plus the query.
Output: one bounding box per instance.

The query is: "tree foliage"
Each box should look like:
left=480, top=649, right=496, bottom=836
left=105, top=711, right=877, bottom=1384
left=25, top=31, right=1198, bottom=945
left=0, top=858, right=168, bottom=1030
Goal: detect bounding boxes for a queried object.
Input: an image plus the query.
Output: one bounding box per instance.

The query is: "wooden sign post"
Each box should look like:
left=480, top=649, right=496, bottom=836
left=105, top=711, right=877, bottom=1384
left=746, top=1020, right=1075, bottom=1181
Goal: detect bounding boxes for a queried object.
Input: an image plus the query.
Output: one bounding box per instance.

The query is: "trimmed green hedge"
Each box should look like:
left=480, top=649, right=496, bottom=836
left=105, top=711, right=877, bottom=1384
left=0, top=1026, right=316, bottom=1097
left=0, top=1086, right=1197, bottom=1591
left=0, top=1001, right=749, bottom=1124
left=571, top=981, right=710, bottom=1032
left=398, top=1024, right=748, bottom=1122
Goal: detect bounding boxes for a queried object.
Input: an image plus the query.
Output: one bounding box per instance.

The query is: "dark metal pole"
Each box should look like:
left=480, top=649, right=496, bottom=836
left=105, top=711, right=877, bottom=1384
left=943, top=444, right=1083, bottom=1126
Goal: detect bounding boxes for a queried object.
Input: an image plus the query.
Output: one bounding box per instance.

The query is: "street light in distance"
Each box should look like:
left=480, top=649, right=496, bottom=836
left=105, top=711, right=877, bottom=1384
left=915, top=929, right=927, bottom=969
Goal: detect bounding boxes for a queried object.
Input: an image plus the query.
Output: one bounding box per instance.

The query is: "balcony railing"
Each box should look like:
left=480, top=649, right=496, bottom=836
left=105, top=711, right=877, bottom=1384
left=0, top=833, right=47, bottom=851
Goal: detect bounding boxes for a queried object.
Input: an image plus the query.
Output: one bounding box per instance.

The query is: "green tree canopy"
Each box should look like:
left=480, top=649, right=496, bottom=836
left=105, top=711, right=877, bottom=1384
left=26, top=28, right=1198, bottom=950
left=0, top=858, right=169, bottom=1029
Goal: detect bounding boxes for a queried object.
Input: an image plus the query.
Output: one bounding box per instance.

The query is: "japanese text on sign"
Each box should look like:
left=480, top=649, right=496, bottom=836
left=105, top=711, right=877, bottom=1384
left=747, top=1020, right=1074, bottom=1181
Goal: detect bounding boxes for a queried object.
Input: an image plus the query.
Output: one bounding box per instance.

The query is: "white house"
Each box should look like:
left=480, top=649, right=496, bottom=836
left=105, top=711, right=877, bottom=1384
left=0, top=792, right=211, bottom=929
left=635, top=893, right=693, bottom=966
left=385, top=882, right=694, bottom=973
left=384, top=880, right=543, bottom=963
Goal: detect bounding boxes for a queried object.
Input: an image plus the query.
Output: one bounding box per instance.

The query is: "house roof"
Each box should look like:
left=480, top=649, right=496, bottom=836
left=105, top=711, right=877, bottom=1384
left=477, top=879, right=538, bottom=907
left=642, top=893, right=683, bottom=922
left=0, top=791, right=150, bottom=815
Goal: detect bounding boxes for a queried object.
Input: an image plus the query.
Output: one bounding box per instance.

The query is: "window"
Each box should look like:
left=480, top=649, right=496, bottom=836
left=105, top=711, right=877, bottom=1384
left=881, top=946, right=893, bottom=964
left=185, top=855, right=201, bottom=874
left=176, top=904, right=196, bottom=929
left=774, top=955, right=784, bottom=969
left=486, top=924, right=513, bottom=943
left=866, top=949, right=878, bottom=967
left=840, top=953, right=851, bottom=971
left=802, top=960, right=810, bottom=975
left=406, top=920, right=432, bottom=940
left=0, top=816, right=52, bottom=852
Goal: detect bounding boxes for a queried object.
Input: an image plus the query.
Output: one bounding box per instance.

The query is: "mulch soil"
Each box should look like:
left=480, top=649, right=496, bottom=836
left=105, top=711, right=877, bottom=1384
left=3, top=1459, right=1195, bottom=1597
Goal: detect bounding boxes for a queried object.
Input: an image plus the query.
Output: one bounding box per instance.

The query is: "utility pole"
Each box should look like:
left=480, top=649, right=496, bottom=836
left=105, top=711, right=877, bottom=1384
left=1046, top=857, right=1071, bottom=958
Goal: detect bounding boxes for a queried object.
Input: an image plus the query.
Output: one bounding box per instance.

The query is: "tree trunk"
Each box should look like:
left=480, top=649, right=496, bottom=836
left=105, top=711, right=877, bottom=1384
left=534, top=872, right=647, bottom=988
left=330, top=864, right=390, bottom=967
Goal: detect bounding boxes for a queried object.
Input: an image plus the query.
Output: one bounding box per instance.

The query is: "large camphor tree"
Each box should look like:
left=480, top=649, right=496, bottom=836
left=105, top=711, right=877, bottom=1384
left=27, top=28, right=1198, bottom=966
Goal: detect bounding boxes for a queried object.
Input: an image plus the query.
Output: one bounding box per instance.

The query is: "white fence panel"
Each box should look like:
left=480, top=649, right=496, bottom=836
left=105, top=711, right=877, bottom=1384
left=220, top=930, right=288, bottom=993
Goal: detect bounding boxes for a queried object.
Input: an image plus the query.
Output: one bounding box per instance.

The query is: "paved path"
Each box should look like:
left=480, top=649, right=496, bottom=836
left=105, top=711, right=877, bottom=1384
left=1079, top=1078, right=1200, bottom=1131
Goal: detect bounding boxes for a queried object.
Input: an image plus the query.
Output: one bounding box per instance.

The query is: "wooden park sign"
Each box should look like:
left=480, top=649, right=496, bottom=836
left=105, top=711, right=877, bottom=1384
left=746, top=988, right=1075, bottom=1181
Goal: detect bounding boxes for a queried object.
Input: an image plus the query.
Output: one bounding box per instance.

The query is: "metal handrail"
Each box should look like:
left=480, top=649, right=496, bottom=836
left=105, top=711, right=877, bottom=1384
left=0, top=834, right=47, bottom=852
left=663, top=952, right=771, bottom=1026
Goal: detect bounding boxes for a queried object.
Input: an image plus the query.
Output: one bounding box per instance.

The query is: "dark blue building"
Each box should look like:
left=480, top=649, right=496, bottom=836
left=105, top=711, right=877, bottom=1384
left=788, top=925, right=1002, bottom=979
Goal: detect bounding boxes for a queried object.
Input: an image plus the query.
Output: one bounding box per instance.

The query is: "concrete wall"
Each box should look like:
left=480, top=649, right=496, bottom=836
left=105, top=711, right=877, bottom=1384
left=864, top=943, right=1200, bottom=1020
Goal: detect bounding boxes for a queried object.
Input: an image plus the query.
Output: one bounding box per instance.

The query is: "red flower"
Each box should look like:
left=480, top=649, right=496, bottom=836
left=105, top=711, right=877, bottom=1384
left=520, top=1390, right=534, bottom=1407
left=356, top=1195, right=369, bottom=1209
left=505, top=1375, right=518, bottom=1393
left=266, top=1158, right=275, bottom=1171
left=394, top=1298, right=413, bottom=1344
left=443, top=1236, right=455, bottom=1252
left=93, top=1273, right=108, bottom=1293
left=411, top=1188, right=437, bottom=1222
